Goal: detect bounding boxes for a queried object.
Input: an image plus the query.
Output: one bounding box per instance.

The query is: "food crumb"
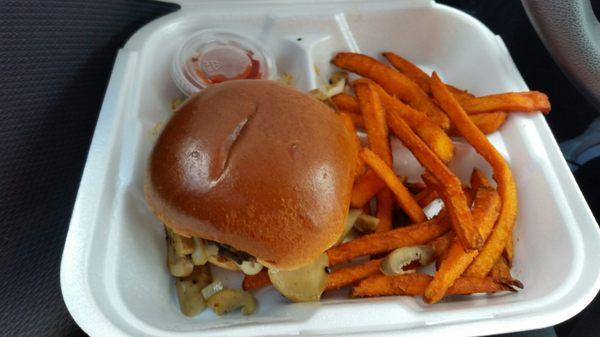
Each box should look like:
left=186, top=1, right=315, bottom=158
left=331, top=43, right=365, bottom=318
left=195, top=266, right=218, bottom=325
left=278, top=73, right=294, bottom=86
left=151, top=121, right=164, bottom=136
left=171, top=97, right=185, bottom=112
left=314, top=64, right=321, bottom=77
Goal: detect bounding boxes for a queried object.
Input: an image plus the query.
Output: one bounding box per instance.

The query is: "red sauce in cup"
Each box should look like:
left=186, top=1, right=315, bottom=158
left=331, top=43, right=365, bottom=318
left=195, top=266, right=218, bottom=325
left=172, top=30, right=275, bottom=96
left=189, top=46, right=262, bottom=84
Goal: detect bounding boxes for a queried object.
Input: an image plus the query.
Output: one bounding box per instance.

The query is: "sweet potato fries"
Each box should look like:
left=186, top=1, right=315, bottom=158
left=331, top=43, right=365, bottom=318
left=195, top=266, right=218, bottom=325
left=314, top=50, right=549, bottom=304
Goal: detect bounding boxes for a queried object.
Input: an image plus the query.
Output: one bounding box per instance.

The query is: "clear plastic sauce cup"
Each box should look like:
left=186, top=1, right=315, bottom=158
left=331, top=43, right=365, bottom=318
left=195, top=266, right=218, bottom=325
left=172, top=30, right=276, bottom=96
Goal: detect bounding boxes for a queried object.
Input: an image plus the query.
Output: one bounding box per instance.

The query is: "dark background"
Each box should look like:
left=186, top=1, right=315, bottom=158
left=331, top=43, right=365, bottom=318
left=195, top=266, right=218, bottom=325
left=0, top=1, right=597, bottom=336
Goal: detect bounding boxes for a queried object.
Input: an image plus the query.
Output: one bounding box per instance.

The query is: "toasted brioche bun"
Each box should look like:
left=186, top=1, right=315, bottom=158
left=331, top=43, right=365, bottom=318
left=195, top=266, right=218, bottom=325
left=145, top=80, right=357, bottom=270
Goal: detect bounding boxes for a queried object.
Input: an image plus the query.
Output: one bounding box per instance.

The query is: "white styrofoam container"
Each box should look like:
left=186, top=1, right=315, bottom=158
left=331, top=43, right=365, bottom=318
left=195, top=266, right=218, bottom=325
left=60, top=1, right=600, bottom=336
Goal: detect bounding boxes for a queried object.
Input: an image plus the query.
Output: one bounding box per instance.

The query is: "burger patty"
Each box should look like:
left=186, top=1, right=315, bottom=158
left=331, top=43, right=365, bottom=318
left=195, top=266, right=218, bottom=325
left=214, top=242, right=255, bottom=265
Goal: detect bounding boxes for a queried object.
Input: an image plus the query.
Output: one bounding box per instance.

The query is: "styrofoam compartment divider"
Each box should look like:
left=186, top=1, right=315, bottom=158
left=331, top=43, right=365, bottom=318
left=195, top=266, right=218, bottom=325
left=61, top=1, right=600, bottom=336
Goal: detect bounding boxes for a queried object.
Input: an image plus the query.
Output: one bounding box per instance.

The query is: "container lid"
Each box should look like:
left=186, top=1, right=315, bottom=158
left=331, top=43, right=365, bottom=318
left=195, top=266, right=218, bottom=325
left=171, top=29, right=277, bottom=96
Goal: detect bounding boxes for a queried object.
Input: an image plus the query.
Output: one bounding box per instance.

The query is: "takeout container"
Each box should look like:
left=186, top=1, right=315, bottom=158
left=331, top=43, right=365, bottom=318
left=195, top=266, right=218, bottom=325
left=60, top=1, right=600, bottom=336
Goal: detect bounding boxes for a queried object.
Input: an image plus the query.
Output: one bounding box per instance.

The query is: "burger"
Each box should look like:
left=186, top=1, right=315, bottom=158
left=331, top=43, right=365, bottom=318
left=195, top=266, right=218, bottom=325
left=144, top=80, right=357, bottom=306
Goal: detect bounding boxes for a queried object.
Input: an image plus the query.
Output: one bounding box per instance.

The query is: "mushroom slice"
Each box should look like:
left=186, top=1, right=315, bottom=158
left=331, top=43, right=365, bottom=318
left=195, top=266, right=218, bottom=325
left=337, top=209, right=363, bottom=244
left=206, top=289, right=257, bottom=315
left=381, top=245, right=435, bottom=275
left=236, top=260, right=263, bottom=275
left=167, top=229, right=194, bottom=256
left=353, top=213, right=380, bottom=233
left=168, top=239, right=194, bottom=277
left=268, top=253, right=329, bottom=302
left=175, top=265, right=212, bottom=317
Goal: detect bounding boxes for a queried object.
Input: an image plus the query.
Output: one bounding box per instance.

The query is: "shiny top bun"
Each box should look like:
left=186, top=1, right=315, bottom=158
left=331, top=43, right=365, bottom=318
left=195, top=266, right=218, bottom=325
left=145, top=80, right=357, bottom=270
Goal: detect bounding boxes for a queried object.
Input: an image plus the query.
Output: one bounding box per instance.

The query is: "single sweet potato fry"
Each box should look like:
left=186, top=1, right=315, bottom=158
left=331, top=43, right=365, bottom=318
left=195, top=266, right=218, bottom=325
left=447, top=276, right=515, bottom=295
left=338, top=109, right=364, bottom=128
left=407, top=182, right=427, bottom=194
left=430, top=72, right=518, bottom=278
left=430, top=231, right=454, bottom=258
left=446, top=88, right=508, bottom=135
left=339, top=112, right=364, bottom=176
left=351, top=170, right=386, bottom=208
left=463, top=187, right=474, bottom=206
left=489, top=255, right=510, bottom=280
left=354, top=82, right=395, bottom=226
left=351, top=274, right=514, bottom=298
left=355, top=82, right=392, bottom=166
left=415, top=187, right=440, bottom=207
left=435, top=243, right=452, bottom=271
left=447, top=85, right=474, bottom=102
left=431, top=231, right=454, bottom=270
left=469, top=168, right=490, bottom=205
left=382, top=52, right=431, bottom=93
left=332, top=96, right=364, bottom=127
left=424, top=187, right=501, bottom=303
left=387, top=109, right=481, bottom=250
left=348, top=112, right=365, bottom=128
left=353, top=78, right=454, bottom=163
left=489, top=256, right=523, bottom=289
left=360, top=149, right=425, bottom=223
left=504, top=236, right=514, bottom=266
left=460, top=91, right=550, bottom=115
left=470, top=168, right=491, bottom=193
left=242, top=269, right=271, bottom=291
left=449, top=112, right=508, bottom=136
left=332, top=53, right=450, bottom=129
left=352, top=273, right=432, bottom=297
left=327, top=214, right=450, bottom=266
left=332, top=93, right=360, bottom=114
left=376, top=189, right=394, bottom=232
left=325, top=258, right=383, bottom=291
left=362, top=202, right=372, bottom=215
left=470, top=140, right=512, bottom=268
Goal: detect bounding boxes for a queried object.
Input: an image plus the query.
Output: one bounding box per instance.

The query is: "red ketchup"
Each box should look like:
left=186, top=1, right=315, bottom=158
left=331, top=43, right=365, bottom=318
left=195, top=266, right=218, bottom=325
left=189, top=46, right=262, bottom=84
left=172, top=30, right=275, bottom=96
